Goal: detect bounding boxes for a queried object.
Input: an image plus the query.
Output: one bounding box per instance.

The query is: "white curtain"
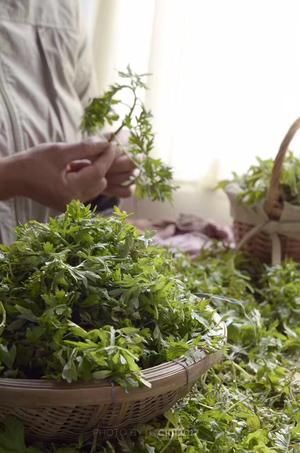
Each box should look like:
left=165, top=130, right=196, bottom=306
left=81, top=0, right=300, bottom=223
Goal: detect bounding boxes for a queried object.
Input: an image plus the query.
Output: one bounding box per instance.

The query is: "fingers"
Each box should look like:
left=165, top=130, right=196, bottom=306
left=107, top=154, right=135, bottom=175
left=51, top=140, right=137, bottom=203
left=87, top=147, right=116, bottom=178
left=106, top=171, right=134, bottom=186
left=15, top=141, right=119, bottom=212
left=80, top=177, right=108, bottom=202
left=104, top=155, right=136, bottom=198
left=58, top=141, right=116, bottom=166
left=66, top=159, right=91, bottom=172
left=104, top=184, right=134, bottom=198
left=64, top=145, right=115, bottom=203
left=66, top=173, right=108, bottom=203
left=84, top=177, right=108, bottom=201
left=67, top=146, right=115, bottom=186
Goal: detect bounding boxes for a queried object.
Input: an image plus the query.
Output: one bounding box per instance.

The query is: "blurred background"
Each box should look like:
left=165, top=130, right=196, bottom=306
left=80, top=0, right=300, bottom=225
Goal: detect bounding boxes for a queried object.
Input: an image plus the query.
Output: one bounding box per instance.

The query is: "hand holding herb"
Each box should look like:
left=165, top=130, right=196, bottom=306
left=81, top=66, right=177, bottom=202
left=0, top=141, right=116, bottom=212
left=103, top=147, right=136, bottom=198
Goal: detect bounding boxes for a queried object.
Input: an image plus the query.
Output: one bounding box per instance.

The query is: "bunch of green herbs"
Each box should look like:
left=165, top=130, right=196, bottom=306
left=0, top=201, right=220, bottom=391
left=217, top=152, right=300, bottom=206
left=81, top=66, right=176, bottom=202
left=6, top=244, right=300, bottom=452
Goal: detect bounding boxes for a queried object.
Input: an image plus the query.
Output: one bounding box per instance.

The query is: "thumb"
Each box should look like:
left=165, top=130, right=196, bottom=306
left=57, top=141, right=116, bottom=166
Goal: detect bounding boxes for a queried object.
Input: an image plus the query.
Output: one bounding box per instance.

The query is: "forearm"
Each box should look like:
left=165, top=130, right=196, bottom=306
left=0, top=141, right=117, bottom=210
left=0, top=155, right=26, bottom=200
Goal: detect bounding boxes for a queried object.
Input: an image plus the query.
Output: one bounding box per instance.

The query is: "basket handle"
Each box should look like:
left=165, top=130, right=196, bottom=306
left=264, top=117, right=300, bottom=219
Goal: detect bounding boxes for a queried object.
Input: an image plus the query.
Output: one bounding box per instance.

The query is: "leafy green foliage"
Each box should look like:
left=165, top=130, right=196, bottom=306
left=0, top=417, right=41, bottom=453
left=259, top=260, right=300, bottom=327
left=81, top=66, right=177, bottom=202
left=217, top=151, right=300, bottom=206
left=4, top=236, right=300, bottom=452
left=0, top=201, right=220, bottom=390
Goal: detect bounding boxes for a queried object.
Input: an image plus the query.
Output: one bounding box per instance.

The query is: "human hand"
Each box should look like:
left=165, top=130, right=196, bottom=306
left=67, top=131, right=136, bottom=199
left=101, top=130, right=136, bottom=198
left=5, top=141, right=116, bottom=211
left=104, top=151, right=136, bottom=198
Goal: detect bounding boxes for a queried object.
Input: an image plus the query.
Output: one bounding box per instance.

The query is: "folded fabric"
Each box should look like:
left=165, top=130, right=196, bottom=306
left=130, top=214, right=232, bottom=257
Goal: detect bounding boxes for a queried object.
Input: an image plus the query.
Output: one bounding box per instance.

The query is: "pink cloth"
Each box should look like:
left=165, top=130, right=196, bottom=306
left=131, top=214, right=232, bottom=257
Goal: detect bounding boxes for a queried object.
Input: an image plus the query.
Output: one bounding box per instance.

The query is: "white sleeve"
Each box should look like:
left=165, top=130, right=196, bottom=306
left=74, top=3, right=98, bottom=108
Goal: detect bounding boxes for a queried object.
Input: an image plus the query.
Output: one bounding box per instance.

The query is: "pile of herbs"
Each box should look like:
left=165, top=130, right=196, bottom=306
left=217, top=151, right=300, bottom=206
left=0, top=201, right=221, bottom=390
left=5, top=242, right=300, bottom=452
left=81, top=66, right=177, bottom=202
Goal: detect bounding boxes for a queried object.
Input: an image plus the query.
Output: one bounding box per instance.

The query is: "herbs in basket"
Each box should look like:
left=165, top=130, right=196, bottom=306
left=218, top=149, right=300, bottom=208
left=0, top=201, right=224, bottom=391
left=217, top=117, right=300, bottom=264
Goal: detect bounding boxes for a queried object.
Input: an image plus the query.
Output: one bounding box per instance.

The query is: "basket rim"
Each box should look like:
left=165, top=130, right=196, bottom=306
left=0, top=314, right=226, bottom=406
left=0, top=352, right=224, bottom=406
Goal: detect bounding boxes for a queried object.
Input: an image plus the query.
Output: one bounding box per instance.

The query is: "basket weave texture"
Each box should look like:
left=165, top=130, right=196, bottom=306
left=227, top=117, right=300, bottom=265
left=233, top=220, right=300, bottom=263
left=0, top=320, right=225, bottom=442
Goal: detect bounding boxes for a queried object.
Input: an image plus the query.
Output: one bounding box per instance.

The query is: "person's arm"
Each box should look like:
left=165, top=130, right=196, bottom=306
left=0, top=141, right=116, bottom=212
left=0, top=155, right=24, bottom=199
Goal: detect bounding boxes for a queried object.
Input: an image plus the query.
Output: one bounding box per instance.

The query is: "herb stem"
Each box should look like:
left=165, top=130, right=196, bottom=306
left=231, top=361, right=253, bottom=379
left=227, top=395, right=250, bottom=413
left=0, top=301, right=6, bottom=332
left=158, top=431, right=175, bottom=453
left=108, top=86, right=137, bottom=142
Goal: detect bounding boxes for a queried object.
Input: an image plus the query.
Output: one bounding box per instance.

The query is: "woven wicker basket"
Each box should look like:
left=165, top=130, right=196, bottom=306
left=233, top=220, right=300, bottom=263
left=0, top=317, right=226, bottom=443
left=232, top=117, right=300, bottom=264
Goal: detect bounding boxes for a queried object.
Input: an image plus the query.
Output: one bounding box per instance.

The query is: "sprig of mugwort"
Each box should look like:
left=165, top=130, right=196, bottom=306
left=81, top=66, right=177, bottom=202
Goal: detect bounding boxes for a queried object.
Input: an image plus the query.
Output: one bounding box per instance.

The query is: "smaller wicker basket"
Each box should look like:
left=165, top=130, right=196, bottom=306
left=0, top=316, right=226, bottom=443
left=232, top=117, right=300, bottom=264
